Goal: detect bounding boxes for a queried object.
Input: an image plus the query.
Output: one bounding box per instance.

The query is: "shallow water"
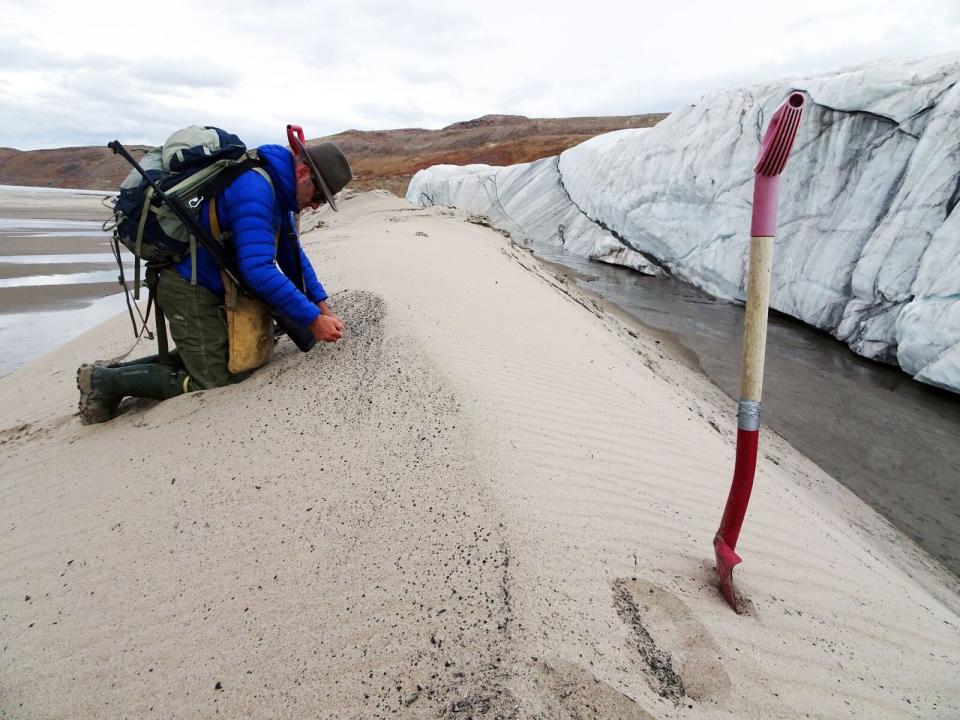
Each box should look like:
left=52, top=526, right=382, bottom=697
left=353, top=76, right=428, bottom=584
left=528, top=240, right=960, bottom=578
left=0, top=217, right=105, bottom=232
left=4, top=230, right=112, bottom=238
left=0, top=253, right=119, bottom=264
left=0, top=213, right=134, bottom=378
left=0, top=270, right=123, bottom=288
left=0, top=184, right=113, bottom=196
left=0, top=292, right=131, bottom=377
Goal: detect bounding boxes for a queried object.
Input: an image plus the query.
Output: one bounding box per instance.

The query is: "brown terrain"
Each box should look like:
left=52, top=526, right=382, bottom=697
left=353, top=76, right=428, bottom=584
left=0, top=113, right=666, bottom=197
left=319, top=113, right=666, bottom=197
left=0, top=145, right=151, bottom=192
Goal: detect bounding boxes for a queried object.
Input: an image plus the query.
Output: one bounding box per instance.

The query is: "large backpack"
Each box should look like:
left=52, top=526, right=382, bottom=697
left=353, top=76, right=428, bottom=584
left=103, top=125, right=282, bottom=360
left=106, top=125, right=270, bottom=293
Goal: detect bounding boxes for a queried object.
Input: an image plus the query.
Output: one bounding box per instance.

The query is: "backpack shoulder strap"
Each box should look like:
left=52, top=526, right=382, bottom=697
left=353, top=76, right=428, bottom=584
left=207, top=162, right=274, bottom=237
left=202, top=156, right=270, bottom=199
left=251, top=166, right=272, bottom=186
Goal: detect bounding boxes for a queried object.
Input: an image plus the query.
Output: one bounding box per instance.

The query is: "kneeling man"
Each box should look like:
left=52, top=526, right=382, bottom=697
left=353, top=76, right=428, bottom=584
left=78, top=139, right=351, bottom=423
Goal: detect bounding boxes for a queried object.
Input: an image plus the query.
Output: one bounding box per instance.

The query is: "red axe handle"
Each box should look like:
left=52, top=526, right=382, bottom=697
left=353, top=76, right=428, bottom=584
left=287, top=124, right=306, bottom=153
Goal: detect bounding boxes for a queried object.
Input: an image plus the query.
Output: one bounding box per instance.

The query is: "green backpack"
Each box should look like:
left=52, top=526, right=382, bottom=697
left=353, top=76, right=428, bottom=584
left=105, top=125, right=271, bottom=296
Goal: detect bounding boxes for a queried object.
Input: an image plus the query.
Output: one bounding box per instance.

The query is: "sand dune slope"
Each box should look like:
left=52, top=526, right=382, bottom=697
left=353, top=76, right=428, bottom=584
left=1, top=191, right=958, bottom=719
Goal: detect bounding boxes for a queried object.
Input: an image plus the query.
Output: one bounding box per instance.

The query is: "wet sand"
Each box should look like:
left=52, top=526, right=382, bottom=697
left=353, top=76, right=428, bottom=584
left=0, top=262, right=117, bottom=280
left=0, top=184, right=115, bottom=220
left=1, top=191, right=958, bottom=718
left=0, top=234, right=115, bottom=255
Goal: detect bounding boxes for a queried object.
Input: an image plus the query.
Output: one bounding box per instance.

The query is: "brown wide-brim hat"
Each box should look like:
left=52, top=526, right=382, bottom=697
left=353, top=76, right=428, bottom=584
left=291, top=137, right=352, bottom=211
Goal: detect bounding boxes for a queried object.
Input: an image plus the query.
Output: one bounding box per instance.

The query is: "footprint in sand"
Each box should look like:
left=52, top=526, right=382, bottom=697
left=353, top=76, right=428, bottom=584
left=532, top=660, right=658, bottom=720
left=0, top=422, right=34, bottom=445
left=0, top=421, right=59, bottom=446
left=613, top=578, right=731, bottom=704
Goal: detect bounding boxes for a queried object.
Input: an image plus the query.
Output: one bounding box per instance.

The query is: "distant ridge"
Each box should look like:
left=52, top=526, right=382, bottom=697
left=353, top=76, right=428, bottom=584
left=321, top=113, right=666, bottom=196
left=442, top=114, right=530, bottom=130
left=0, top=114, right=666, bottom=197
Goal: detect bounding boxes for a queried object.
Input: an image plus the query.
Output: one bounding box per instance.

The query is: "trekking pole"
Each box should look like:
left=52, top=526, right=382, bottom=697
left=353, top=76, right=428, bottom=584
left=712, top=92, right=804, bottom=611
left=107, top=140, right=316, bottom=352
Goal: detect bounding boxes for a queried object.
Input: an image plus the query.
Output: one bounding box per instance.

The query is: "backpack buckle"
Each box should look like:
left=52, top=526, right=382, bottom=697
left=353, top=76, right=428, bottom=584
left=188, top=195, right=204, bottom=209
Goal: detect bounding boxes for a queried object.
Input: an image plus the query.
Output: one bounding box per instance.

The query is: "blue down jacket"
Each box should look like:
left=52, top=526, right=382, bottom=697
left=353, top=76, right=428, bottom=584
left=174, top=144, right=326, bottom=327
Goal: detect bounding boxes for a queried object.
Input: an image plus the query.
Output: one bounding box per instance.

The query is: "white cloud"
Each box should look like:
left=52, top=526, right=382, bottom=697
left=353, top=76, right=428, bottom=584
left=0, top=0, right=957, bottom=149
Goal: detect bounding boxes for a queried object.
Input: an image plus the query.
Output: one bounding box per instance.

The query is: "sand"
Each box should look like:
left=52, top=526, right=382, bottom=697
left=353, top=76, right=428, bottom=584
left=1, top=190, right=958, bottom=719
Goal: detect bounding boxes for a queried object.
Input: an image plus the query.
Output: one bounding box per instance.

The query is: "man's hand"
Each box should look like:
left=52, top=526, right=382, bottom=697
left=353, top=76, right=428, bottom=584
left=315, top=300, right=344, bottom=337
left=309, top=314, right=343, bottom=342
left=323, top=312, right=344, bottom=331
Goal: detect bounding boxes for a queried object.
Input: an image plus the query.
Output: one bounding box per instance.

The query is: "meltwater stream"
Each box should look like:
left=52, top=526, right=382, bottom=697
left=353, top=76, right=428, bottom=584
left=528, top=240, right=960, bottom=578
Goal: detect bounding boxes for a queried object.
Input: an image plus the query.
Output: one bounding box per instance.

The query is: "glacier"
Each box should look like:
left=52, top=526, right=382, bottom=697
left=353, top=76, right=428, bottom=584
left=407, top=54, right=960, bottom=395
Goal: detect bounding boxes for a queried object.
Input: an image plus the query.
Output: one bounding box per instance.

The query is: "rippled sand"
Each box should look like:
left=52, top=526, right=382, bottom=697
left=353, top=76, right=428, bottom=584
left=1, top=191, right=958, bottom=719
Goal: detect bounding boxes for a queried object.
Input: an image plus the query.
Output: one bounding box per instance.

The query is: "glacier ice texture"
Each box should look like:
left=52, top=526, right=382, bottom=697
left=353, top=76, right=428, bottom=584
left=407, top=54, right=960, bottom=395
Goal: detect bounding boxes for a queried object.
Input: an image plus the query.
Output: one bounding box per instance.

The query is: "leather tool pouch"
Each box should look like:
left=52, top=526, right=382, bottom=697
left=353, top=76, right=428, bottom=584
left=208, top=200, right=276, bottom=374
left=221, top=271, right=274, bottom=373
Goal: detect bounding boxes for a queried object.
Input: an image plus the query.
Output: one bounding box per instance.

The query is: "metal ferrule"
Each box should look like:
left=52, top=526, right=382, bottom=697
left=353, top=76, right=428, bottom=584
left=737, top=399, right=762, bottom=431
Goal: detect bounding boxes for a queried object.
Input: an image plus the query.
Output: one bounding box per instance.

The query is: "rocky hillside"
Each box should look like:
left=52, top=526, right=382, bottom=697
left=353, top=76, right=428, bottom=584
left=0, top=114, right=666, bottom=196
left=0, top=145, right=150, bottom=191
left=319, top=113, right=665, bottom=197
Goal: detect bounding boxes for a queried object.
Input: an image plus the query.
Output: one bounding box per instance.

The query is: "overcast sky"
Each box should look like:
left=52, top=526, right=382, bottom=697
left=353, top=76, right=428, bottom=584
left=1, top=0, right=958, bottom=150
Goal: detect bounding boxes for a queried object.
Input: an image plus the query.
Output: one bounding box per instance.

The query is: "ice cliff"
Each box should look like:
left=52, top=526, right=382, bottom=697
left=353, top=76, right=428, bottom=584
left=407, top=54, right=960, bottom=395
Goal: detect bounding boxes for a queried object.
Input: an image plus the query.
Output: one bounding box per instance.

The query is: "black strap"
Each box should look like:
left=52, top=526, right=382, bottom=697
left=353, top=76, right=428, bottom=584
left=195, top=157, right=266, bottom=203
left=155, top=301, right=170, bottom=362
left=145, top=267, right=170, bottom=364
left=113, top=232, right=155, bottom=342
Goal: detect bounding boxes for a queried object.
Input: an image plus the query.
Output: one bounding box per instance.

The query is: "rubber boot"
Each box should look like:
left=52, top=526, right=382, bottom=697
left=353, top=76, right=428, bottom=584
left=77, top=363, right=191, bottom=424
left=100, top=350, right=183, bottom=369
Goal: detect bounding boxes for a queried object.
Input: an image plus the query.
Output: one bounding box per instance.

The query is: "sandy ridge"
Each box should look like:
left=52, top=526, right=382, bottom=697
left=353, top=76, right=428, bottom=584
left=1, top=191, right=958, bottom=719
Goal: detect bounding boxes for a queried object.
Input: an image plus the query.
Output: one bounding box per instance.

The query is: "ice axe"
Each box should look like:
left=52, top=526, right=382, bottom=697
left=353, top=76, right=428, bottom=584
left=287, top=123, right=306, bottom=154
left=713, top=92, right=804, bottom=611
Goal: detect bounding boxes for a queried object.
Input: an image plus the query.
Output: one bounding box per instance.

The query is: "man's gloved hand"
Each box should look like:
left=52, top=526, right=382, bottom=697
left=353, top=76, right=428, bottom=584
left=309, top=313, right=343, bottom=342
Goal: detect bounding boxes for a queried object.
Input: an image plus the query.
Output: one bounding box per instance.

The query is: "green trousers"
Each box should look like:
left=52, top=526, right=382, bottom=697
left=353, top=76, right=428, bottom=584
left=156, top=269, right=235, bottom=390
